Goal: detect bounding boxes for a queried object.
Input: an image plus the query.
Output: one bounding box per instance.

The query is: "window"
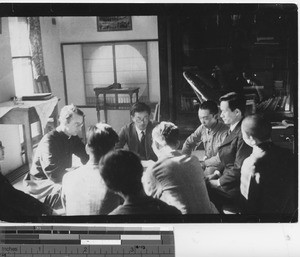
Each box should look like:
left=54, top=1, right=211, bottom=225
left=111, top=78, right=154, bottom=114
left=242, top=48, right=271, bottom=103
left=83, top=42, right=149, bottom=106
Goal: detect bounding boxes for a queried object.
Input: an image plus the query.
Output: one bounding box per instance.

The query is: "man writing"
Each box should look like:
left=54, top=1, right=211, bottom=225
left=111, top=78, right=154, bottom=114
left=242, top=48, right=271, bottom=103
left=182, top=100, right=228, bottom=177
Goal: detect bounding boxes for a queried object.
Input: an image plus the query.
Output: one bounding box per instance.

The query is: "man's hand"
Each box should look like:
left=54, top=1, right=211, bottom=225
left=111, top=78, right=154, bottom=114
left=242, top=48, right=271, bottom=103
left=205, top=174, right=218, bottom=181
left=205, top=170, right=221, bottom=182
left=199, top=161, right=206, bottom=170
left=208, top=179, right=220, bottom=189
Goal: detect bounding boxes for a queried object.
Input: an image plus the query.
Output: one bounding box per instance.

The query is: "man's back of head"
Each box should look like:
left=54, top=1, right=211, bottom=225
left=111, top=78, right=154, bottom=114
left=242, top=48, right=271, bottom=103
left=86, top=123, right=119, bottom=162
left=99, top=150, right=144, bottom=197
left=241, top=114, right=272, bottom=145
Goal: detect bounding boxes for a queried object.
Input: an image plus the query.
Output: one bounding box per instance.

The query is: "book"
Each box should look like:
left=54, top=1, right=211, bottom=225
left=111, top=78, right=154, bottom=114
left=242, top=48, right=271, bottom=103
left=21, top=93, right=53, bottom=101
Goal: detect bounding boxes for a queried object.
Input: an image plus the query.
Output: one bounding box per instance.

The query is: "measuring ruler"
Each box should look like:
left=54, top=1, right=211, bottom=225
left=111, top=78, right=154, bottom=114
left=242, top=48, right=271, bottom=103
left=0, top=226, right=175, bottom=257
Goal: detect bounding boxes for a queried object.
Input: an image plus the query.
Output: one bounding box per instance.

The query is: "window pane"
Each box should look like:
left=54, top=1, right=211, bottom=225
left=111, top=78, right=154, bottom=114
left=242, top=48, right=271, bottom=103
left=115, top=43, right=148, bottom=100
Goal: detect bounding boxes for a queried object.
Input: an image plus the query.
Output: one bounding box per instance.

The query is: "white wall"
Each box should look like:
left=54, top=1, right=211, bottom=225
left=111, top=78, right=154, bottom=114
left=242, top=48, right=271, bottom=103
left=0, top=17, right=24, bottom=175
left=57, top=16, right=160, bottom=133
left=40, top=17, right=66, bottom=109
left=59, top=16, right=158, bottom=43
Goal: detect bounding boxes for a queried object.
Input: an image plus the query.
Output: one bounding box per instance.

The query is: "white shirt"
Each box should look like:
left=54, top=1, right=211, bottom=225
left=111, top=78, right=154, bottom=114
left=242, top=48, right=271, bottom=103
left=61, top=162, right=119, bottom=215
left=230, top=120, right=240, bottom=132
left=240, top=146, right=264, bottom=199
left=135, top=126, right=146, bottom=142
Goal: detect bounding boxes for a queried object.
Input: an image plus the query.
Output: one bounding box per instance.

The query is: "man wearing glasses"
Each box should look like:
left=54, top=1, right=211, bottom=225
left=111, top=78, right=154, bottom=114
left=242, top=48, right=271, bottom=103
left=24, top=104, right=89, bottom=210
left=116, top=102, right=157, bottom=161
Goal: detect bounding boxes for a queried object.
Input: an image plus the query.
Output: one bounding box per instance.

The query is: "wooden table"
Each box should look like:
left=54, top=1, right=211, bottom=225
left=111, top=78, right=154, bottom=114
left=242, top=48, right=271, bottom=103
left=94, top=87, right=139, bottom=123
left=0, top=97, right=59, bottom=168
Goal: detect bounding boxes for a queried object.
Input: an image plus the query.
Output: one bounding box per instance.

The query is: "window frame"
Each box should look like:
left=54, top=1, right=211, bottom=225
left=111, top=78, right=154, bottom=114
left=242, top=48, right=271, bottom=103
left=61, top=39, right=158, bottom=108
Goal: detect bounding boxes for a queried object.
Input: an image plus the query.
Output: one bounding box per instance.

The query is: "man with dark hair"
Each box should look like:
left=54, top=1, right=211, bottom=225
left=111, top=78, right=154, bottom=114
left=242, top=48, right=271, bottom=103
left=62, top=123, right=121, bottom=215
left=23, top=104, right=89, bottom=209
left=116, top=102, right=157, bottom=161
left=182, top=100, right=228, bottom=176
left=206, top=92, right=252, bottom=212
left=240, top=114, right=296, bottom=214
left=99, top=150, right=181, bottom=215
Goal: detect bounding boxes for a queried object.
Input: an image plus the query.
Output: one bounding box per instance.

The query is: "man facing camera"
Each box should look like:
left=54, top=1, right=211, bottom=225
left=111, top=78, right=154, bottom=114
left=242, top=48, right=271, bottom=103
left=23, top=104, right=89, bottom=209
left=62, top=123, right=121, bottom=215
left=116, top=102, right=157, bottom=161
left=182, top=100, right=228, bottom=176
left=240, top=114, right=296, bottom=215
left=206, top=92, right=252, bottom=212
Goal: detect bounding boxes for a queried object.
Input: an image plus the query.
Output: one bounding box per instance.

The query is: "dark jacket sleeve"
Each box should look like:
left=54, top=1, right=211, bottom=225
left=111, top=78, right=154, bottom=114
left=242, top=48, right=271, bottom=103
left=0, top=174, right=53, bottom=219
left=219, top=133, right=252, bottom=189
left=115, top=125, right=128, bottom=149
left=39, top=135, right=67, bottom=183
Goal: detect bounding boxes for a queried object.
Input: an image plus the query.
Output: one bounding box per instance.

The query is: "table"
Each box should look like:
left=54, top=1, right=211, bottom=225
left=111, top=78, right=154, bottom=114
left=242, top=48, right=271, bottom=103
left=0, top=97, right=59, bottom=168
left=94, top=87, right=139, bottom=123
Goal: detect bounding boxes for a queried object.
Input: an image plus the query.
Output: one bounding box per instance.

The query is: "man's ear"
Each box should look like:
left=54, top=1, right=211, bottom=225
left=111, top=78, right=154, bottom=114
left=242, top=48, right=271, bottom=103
left=85, top=144, right=90, bottom=155
left=235, top=108, right=242, bottom=117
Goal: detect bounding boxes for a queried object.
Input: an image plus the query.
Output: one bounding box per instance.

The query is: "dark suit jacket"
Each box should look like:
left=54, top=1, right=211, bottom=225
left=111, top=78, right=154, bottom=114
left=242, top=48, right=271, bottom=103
left=217, top=120, right=252, bottom=198
left=243, top=142, right=296, bottom=215
left=116, top=121, right=157, bottom=161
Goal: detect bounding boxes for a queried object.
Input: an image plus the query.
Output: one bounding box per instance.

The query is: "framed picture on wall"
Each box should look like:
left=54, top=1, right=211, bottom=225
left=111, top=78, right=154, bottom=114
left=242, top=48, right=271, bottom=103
left=97, top=16, right=132, bottom=31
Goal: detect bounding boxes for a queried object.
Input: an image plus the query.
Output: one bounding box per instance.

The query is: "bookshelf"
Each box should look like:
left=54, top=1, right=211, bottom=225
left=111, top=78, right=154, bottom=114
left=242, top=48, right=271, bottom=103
left=158, top=4, right=296, bottom=137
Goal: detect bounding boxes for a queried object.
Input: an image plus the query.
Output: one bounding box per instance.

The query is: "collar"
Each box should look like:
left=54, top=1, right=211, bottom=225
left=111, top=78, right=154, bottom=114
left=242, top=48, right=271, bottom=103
left=230, top=120, right=240, bottom=132
left=135, top=126, right=146, bottom=135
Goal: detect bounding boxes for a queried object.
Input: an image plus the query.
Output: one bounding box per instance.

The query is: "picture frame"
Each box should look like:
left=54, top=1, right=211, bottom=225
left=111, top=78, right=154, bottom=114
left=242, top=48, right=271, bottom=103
left=97, top=16, right=132, bottom=32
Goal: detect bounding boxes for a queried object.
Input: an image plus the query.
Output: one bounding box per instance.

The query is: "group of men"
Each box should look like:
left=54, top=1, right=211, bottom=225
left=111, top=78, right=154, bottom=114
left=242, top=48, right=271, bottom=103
left=0, top=92, right=296, bottom=219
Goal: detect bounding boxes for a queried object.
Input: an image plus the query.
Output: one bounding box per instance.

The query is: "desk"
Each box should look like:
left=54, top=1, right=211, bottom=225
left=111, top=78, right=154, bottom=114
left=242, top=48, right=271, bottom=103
left=0, top=97, right=59, bottom=167
left=94, top=87, right=139, bottom=123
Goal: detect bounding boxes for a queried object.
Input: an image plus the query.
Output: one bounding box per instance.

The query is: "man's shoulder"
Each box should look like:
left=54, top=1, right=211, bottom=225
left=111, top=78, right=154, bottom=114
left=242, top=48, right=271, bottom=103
left=217, top=121, right=229, bottom=132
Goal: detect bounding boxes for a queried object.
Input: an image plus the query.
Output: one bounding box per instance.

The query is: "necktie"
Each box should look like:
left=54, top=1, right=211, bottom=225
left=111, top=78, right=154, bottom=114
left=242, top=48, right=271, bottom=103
left=140, top=131, right=146, bottom=159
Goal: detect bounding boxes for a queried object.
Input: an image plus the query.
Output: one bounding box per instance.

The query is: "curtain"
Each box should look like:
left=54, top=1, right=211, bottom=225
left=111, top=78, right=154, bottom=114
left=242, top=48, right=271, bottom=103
left=28, top=17, right=45, bottom=78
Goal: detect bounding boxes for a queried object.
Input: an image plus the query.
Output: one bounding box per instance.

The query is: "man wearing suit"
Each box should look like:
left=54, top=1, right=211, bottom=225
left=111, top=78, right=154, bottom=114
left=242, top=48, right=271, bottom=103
left=116, top=102, right=157, bottom=161
left=240, top=114, right=296, bottom=215
left=206, top=92, right=252, bottom=212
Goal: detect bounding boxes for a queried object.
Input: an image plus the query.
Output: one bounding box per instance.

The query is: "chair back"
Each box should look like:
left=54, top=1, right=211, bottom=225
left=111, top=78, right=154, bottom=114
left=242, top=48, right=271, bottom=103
left=34, top=75, right=51, bottom=93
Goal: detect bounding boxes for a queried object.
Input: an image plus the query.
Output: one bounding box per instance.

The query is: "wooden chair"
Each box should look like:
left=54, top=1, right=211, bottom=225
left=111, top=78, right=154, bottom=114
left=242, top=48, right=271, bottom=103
left=34, top=75, right=51, bottom=93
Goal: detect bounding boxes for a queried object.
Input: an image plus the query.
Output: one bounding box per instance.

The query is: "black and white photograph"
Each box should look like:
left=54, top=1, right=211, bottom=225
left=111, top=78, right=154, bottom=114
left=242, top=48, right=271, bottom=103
left=0, top=3, right=297, bottom=225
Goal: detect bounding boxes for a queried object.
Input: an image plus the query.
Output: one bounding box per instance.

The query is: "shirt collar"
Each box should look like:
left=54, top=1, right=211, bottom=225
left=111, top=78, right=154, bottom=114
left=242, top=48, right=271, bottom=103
left=230, top=120, right=239, bottom=132
left=135, top=126, right=146, bottom=135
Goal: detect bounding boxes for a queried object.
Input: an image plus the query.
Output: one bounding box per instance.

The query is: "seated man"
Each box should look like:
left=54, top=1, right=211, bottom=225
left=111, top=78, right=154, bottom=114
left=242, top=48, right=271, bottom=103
left=99, top=149, right=181, bottom=215
left=206, top=92, right=252, bottom=212
left=240, top=114, right=296, bottom=215
left=115, top=102, right=157, bottom=161
left=142, top=121, right=218, bottom=214
left=0, top=172, right=53, bottom=221
left=62, top=123, right=121, bottom=215
left=182, top=100, right=228, bottom=176
left=23, top=104, right=89, bottom=209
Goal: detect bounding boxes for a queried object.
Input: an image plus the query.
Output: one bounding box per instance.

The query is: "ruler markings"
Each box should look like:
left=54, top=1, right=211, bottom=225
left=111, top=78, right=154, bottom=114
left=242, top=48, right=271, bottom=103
left=0, top=227, right=174, bottom=257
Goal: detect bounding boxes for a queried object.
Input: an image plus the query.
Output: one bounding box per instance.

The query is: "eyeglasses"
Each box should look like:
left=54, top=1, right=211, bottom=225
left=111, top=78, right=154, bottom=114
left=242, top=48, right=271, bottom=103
left=135, top=116, right=150, bottom=123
